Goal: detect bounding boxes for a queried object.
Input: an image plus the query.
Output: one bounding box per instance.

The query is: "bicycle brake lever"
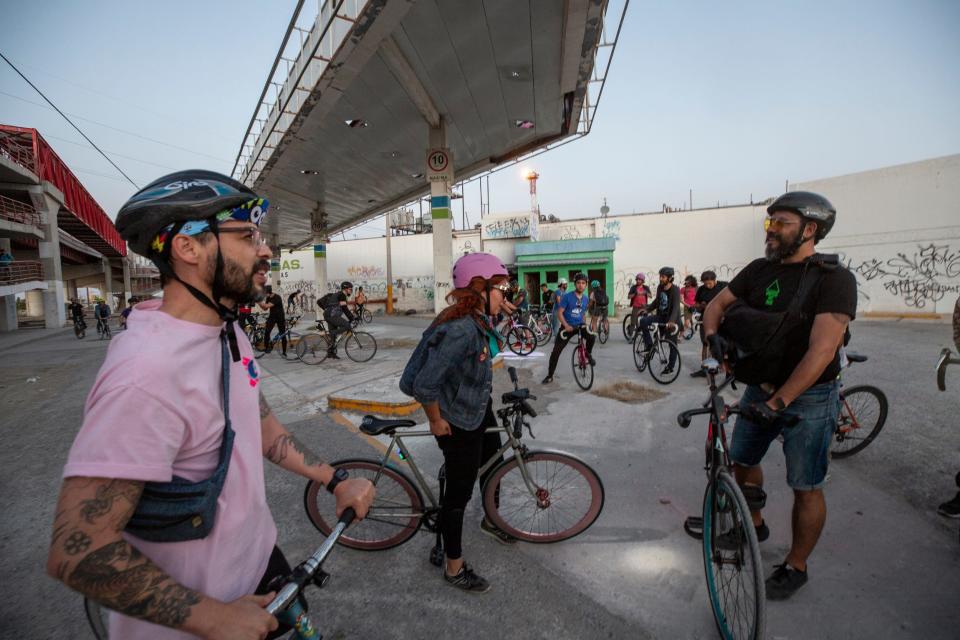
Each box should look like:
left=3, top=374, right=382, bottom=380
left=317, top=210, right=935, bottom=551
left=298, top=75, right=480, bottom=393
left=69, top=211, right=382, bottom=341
left=523, top=420, right=535, bottom=439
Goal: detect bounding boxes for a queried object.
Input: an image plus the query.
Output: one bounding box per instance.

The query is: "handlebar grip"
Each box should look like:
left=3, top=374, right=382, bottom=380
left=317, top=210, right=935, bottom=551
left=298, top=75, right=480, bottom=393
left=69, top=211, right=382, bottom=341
left=338, top=507, right=356, bottom=526
left=508, top=366, right=518, bottom=385
left=678, top=413, right=692, bottom=428
left=520, top=400, right=537, bottom=418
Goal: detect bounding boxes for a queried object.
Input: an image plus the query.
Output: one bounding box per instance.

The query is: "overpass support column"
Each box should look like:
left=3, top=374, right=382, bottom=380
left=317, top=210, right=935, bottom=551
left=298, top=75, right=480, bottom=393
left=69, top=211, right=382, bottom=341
left=0, top=238, right=15, bottom=331
left=123, top=258, right=132, bottom=304
left=35, top=192, right=65, bottom=328
left=269, top=234, right=281, bottom=289
left=310, top=209, right=328, bottom=316
left=101, top=257, right=114, bottom=310
left=429, top=121, right=453, bottom=314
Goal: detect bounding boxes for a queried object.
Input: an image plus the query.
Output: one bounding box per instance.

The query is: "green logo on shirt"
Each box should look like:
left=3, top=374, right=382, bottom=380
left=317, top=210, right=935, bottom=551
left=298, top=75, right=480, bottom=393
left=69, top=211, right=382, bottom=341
left=764, top=279, right=781, bottom=306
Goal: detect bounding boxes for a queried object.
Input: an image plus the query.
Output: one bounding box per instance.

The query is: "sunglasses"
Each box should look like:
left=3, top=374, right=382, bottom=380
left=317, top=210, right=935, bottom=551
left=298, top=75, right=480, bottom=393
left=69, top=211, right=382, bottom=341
left=491, top=282, right=511, bottom=293
left=764, top=218, right=801, bottom=232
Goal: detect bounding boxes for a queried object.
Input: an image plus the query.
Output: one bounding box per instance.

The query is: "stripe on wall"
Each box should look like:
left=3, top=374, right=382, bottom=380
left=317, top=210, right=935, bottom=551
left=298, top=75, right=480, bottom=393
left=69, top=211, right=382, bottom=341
left=313, top=244, right=326, bottom=258
left=431, top=195, right=451, bottom=220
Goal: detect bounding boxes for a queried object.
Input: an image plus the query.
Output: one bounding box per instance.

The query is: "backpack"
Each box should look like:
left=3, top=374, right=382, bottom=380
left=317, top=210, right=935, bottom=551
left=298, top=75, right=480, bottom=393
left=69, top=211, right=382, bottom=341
left=593, top=289, right=609, bottom=307
left=317, top=293, right=337, bottom=310
left=719, top=254, right=839, bottom=386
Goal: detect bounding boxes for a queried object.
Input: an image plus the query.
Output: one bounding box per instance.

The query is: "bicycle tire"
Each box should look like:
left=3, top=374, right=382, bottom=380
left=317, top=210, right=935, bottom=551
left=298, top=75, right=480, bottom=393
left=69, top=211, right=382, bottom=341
left=649, top=341, right=681, bottom=384
left=622, top=315, right=636, bottom=342
left=482, top=451, right=604, bottom=542
left=74, top=323, right=85, bottom=339
left=102, top=324, right=112, bottom=340
left=571, top=346, right=594, bottom=390
left=508, top=326, right=536, bottom=356
left=84, top=597, right=110, bottom=640
left=831, top=385, right=888, bottom=459
left=535, top=317, right=553, bottom=346
left=598, top=321, right=609, bottom=344
left=362, top=308, right=372, bottom=324
left=304, top=459, right=424, bottom=550
left=632, top=335, right=649, bottom=372
left=296, top=333, right=330, bottom=365
left=702, top=470, right=766, bottom=640
left=344, top=331, right=377, bottom=362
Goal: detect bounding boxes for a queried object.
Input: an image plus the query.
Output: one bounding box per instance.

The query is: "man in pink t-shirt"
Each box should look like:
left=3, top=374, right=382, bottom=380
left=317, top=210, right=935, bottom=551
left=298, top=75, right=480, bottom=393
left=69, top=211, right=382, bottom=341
left=46, top=171, right=374, bottom=640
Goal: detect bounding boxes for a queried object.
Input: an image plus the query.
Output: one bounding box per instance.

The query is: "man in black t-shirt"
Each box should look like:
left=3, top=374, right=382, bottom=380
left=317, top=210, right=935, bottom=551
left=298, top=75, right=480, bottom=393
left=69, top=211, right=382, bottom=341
left=637, top=267, right=682, bottom=373
left=258, top=284, right=288, bottom=357
left=690, top=271, right=728, bottom=378
left=322, top=281, right=355, bottom=359
left=703, top=191, right=856, bottom=600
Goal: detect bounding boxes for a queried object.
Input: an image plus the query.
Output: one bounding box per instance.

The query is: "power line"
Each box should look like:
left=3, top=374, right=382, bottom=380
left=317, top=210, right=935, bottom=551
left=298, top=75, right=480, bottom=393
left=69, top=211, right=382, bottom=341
left=44, top=133, right=177, bottom=172
left=0, top=51, right=139, bottom=188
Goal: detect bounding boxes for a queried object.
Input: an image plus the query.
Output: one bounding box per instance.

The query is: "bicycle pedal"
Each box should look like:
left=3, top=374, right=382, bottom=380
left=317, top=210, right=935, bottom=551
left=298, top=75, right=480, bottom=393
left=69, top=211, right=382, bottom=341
left=684, top=516, right=704, bottom=540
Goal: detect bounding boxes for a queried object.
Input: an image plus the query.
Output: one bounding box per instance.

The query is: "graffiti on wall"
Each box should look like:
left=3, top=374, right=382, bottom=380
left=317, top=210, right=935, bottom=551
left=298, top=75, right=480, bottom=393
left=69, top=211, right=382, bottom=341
left=600, top=220, right=621, bottom=242
left=483, top=216, right=531, bottom=240
left=347, top=265, right=385, bottom=279
left=841, top=243, right=960, bottom=309
left=456, top=238, right=478, bottom=255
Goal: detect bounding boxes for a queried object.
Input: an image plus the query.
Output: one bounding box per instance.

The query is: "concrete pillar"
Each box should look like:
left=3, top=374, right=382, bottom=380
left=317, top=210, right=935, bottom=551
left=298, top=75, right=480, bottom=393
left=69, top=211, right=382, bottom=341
left=26, top=290, right=44, bottom=316
left=269, top=234, right=281, bottom=289
left=101, top=257, right=114, bottom=311
left=0, top=294, right=16, bottom=331
left=35, top=191, right=66, bottom=327
left=122, top=258, right=132, bottom=304
left=310, top=208, right=328, bottom=308
left=429, top=121, right=453, bottom=314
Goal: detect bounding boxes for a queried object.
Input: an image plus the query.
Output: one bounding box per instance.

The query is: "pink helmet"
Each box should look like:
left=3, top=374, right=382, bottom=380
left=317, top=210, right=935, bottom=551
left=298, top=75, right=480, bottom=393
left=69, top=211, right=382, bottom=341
left=452, top=252, right=508, bottom=289
left=635, top=273, right=646, bottom=281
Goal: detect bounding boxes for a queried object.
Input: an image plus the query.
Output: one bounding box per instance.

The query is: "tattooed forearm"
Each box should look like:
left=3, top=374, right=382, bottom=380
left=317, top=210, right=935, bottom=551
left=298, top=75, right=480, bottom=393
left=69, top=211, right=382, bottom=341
left=64, top=530, right=92, bottom=555
left=68, top=541, right=201, bottom=629
left=79, top=480, right=144, bottom=528
left=265, top=433, right=320, bottom=467
left=259, top=391, right=272, bottom=419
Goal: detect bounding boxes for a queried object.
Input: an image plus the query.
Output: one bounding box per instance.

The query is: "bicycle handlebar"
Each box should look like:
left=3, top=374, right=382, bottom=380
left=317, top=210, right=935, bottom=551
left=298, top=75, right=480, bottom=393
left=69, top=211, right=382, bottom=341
left=265, top=508, right=356, bottom=616
left=937, top=348, right=960, bottom=392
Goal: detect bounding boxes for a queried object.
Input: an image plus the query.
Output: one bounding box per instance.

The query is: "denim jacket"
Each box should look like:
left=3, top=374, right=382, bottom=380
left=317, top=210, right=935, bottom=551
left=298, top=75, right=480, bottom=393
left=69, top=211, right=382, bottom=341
left=400, top=316, right=493, bottom=430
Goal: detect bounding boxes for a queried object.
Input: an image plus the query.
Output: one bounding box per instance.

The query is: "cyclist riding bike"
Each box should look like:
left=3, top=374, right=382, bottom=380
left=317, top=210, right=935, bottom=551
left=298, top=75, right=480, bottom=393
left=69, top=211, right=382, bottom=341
left=637, top=267, right=682, bottom=374
left=588, top=280, right=609, bottom=335
left=68, top=298, right=86, bottom=331
left=542, top=273, right=595, bottom=384
left=690, top=270, right=728, bottom=378
left=319, top=281, right=355, bottom=360
left=704, top=191, right=856, bottom=600
left=94, top=299, right=112, bottom=334
left=46, top=169, right=374, bottom=640
left=354, top=286, right=368, bottom=320
left=680, top=275, right=698, bottom=334
left=258, top=284, right=288, bottom=358
left=627, top=273, right=651, bottom=333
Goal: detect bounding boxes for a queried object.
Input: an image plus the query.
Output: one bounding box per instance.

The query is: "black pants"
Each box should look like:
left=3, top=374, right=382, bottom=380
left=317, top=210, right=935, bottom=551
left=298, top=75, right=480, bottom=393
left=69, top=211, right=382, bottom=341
left=434, top=400, right=502, bottom=560
left=255, top=545, right=307, bottom=640
left=264, top=317, right=287, bottom=354
left=547, top=325, right=595, bottom=377
left=324, top=312, right=351, bottom=353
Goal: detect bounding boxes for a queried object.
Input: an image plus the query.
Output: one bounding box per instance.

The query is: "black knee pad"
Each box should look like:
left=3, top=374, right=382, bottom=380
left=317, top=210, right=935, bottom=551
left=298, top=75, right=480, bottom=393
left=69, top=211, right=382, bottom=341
left=741, top=484, right=767, bottom=511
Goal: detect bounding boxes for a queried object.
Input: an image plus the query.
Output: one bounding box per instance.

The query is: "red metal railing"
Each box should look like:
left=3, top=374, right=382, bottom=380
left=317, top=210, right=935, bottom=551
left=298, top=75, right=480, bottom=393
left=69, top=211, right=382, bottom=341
left=0, top=125, right=126, bottom=256
left=0, top=194, right=42, bottom=227
left=0, top=128, right=37, bottom=174
left=0, top=260, right=44, bottom=285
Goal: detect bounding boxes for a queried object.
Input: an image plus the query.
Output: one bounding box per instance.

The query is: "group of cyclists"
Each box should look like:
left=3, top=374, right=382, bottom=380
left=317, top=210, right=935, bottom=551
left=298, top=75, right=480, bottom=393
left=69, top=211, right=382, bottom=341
left=45, top=167, right=936, bottom=638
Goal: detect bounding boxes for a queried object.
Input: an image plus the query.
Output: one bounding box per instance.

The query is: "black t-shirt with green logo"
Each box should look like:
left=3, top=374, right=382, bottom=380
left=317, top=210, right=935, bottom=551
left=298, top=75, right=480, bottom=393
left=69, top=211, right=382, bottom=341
left=727, top=257, right=857, bottom=386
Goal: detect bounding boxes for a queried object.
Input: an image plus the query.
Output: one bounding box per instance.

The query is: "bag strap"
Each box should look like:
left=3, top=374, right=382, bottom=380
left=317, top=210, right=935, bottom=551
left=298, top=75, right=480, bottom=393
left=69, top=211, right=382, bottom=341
left=215, top=330, right=235, bottom=467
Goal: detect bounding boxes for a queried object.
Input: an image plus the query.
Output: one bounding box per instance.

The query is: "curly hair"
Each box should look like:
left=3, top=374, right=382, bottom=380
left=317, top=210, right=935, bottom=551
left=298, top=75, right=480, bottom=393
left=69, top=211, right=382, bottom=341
left=433, top=275, right=507, bottom=326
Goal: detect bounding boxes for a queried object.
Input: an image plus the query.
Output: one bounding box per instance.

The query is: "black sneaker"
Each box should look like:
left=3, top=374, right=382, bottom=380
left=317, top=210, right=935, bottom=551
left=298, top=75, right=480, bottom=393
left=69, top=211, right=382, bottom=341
left=690, top=369, right=707, bottom=378
left=541, top=375, right=553, bottom=384
left=588, top=356, right=596, bottom=366
left=327, top=352, right=340, bottom=360
left=443, top=563, right=490, bottom=593
left=717, top=520, right=769, bottom=550
left=766, top=562, right=808, bottom=600
left=937, top=492, right=960, bottom=518
left=661, top=366, right=674, bottom=375
left=480, top=518, right=517, bottom=545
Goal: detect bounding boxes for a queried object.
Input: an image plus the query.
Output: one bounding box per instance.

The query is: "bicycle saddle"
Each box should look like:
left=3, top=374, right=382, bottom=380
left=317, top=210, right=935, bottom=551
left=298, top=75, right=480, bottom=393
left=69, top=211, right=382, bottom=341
left=845, top=352, right=867, bottom=363
left=359, top=415, right=417, bottom=436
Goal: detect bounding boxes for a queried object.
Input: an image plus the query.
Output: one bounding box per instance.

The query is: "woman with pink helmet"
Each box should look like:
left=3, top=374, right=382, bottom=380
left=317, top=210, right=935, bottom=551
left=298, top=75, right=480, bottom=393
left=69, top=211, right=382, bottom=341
left=399, top=252, right=518, bottom=592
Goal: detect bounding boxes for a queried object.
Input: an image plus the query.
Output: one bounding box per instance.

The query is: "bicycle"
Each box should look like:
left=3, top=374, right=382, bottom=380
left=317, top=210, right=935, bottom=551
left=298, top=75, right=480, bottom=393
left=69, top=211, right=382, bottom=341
left=564, top=326, right=595, bottom=390
left=96, top=317, right=112, bottom=340
left=678, top=358, right=766, bottom=640
left=592, top=308, right=610, bottom=344
left=254, top=314, right=303, bottom=359
left=72, top=316, right=86, bottom=339
left=497, top=312, right=536, bottom=356
left=936, top=348, right=960, bottom=544
left=84, top=509, right=358, bottom=640
left=303, top=367, right=604, bottom=555
left=528, top=308, right=553, bottom=346
left=296, top=319, right=377, bottom=364
left=683, top=311, right=703, bottom=341
left=622, top=309, right=647, bottom=342
left=632, top=322, right=681, bottom=384
left=830, top=352, right=888, bottom=458
left=352, top=304, right=373, bottom=325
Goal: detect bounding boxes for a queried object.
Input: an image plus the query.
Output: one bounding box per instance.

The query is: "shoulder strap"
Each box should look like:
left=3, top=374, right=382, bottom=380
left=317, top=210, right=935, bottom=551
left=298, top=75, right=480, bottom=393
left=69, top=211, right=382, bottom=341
left=215, top=331, right=235, bottom=467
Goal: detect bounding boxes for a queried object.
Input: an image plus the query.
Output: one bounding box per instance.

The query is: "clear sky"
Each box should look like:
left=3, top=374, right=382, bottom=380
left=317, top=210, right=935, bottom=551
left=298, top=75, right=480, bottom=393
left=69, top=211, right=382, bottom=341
left=2, top=0, right=958, bottom=240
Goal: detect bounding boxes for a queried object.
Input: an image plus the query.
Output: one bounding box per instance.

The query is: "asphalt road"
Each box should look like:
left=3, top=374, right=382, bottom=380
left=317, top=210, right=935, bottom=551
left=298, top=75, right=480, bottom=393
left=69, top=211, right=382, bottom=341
left=1, top=316, right=958, bottom=639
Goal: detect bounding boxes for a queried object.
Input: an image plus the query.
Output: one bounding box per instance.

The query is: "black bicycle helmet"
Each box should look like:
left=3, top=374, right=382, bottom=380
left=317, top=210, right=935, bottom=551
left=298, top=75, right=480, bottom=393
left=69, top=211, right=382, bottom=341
left=659, top=266, right=675, bottom=278
left=573, top=272, right=588, bottom=283
left=767, top=191, right=836, bottom=242
left=341, top=281, right=354, bottom=290
left=701, top=270, right=717, bottom=281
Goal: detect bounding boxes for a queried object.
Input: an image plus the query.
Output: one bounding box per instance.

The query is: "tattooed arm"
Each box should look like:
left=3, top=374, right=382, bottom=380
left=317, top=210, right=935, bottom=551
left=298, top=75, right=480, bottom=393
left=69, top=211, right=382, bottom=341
left=259, top=391, right=374, bottom=518
left=46, top=477, right=277, bottom=640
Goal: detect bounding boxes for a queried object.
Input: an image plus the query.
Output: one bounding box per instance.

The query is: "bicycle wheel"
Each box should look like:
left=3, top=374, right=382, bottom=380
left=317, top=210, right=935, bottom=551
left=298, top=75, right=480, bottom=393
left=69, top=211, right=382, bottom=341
left=304, top=459, right=424, bottom=550
left=251, top=327, right=267, bottom=353
left=344, top=330, right=377, bottom=362
left=508, top=326, right=536, bottom=356
left=649, top=341, right=681, bottom=384
left=74, top=323, right=85, bottom=339
left=831, top=385, right=888, bottom=459
left=632, top=335, right=649, bottom=372
left=571, top=346, right=594, bottom=390
left=362, top=308, right=372, bottom=324
left=598, top=321, right=609, bottom=344
left=535, top=317, right=552, bottom=346
left=482, top=451, right=604, bottom=542
left=622, top=315, right=636, bottom=342
left=296, top=333, right=330, bottom=365
left=701, top=470, right=766, bottom=640
left=103, top=324, right=112, bottom=340
left=84, top=597, right=109, bottom=640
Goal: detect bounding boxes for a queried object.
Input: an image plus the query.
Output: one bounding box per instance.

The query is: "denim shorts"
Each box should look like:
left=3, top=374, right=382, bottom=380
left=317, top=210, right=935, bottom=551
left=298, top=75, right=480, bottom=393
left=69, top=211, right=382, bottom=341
left=729, top=381, right=841, bottom=491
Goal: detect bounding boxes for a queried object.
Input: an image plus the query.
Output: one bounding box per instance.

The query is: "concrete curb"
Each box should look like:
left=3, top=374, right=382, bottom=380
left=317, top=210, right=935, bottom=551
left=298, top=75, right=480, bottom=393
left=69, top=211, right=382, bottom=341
left=327, top=395, right=422, bottom=416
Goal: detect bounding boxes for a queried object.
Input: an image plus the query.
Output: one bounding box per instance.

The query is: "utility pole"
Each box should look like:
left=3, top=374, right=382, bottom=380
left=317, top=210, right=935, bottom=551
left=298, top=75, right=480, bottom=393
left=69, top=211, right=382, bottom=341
left=385, top=211, right=393, bottom=315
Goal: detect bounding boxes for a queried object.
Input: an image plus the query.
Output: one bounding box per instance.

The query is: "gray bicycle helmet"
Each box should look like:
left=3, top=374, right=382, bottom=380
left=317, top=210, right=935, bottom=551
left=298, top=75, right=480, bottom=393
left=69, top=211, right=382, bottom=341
left=767, top=191, right=836, bottom=242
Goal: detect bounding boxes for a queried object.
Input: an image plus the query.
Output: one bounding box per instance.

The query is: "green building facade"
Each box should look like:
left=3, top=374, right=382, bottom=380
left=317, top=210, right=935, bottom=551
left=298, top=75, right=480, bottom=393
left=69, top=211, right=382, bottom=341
left=514, top=238, right=616, bottom=315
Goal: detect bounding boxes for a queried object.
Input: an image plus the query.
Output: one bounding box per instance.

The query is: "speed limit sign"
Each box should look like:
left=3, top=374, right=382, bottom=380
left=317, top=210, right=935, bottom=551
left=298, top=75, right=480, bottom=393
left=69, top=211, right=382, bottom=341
left=426, top=148, right=453, bottom=183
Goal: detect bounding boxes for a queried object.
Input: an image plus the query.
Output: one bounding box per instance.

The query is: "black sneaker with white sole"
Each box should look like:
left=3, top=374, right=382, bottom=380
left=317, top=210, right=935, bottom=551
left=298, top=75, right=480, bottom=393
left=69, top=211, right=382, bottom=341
left=444, top=563, right=490, bottom=593
left=766, top=562, right=808, bottom=600
left=937, top=492, right=960, bottom=518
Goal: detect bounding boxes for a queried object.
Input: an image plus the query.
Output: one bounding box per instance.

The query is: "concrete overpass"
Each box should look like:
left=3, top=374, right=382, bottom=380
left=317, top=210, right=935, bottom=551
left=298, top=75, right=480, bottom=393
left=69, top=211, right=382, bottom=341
left=0, top=125, right=158, bottom=330
left=233, top=0, right=627, bottom=311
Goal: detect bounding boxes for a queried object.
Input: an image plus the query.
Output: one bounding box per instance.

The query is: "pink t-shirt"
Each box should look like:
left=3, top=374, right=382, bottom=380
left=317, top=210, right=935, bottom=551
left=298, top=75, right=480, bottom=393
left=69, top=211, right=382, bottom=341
left=682, top=286, right=697, bottom=307
left=63, top=300, right=276, bottom=639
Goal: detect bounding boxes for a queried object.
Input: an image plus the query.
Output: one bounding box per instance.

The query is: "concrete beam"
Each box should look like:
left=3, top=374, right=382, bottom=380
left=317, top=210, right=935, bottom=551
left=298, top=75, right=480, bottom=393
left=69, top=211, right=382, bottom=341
left=378, top=36, right=441, bottom=128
